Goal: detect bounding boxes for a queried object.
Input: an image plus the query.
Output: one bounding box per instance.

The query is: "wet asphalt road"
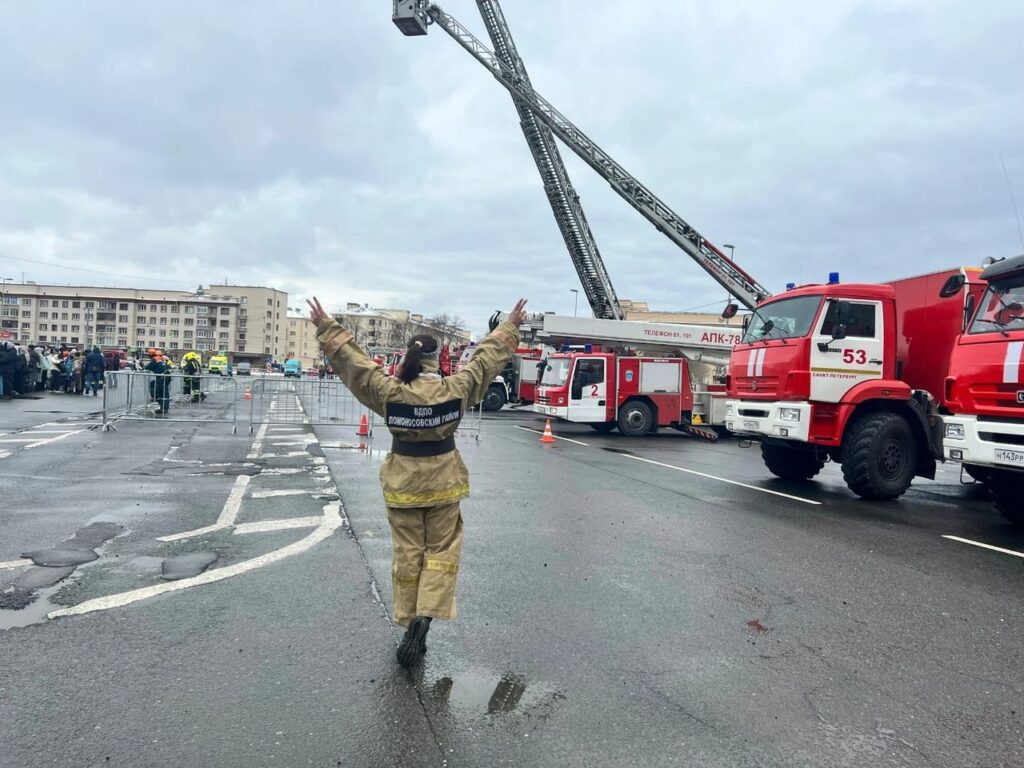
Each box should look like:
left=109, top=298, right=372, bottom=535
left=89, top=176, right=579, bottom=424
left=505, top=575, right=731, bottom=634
left=1, top=390, right=1023, bottom=767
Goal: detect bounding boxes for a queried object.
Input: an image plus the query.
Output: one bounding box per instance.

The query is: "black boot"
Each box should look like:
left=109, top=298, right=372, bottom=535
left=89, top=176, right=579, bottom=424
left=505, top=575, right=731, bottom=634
left=396, top=616, right=431, bottom=667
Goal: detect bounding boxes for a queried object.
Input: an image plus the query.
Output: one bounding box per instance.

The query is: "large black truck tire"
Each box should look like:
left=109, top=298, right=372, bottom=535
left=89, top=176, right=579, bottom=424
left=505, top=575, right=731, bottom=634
left=761, top=443, right=826, bottom=481
left=841, top=412, right=918, bottom=500
left=481, top=385, right=507, bottom=412
left=617, top=400, right=654, bottom=437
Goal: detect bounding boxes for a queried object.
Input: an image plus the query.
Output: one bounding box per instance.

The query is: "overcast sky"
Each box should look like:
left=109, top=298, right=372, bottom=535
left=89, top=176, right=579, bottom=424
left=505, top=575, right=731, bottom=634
left=2, top=0, right=1022, bottom=336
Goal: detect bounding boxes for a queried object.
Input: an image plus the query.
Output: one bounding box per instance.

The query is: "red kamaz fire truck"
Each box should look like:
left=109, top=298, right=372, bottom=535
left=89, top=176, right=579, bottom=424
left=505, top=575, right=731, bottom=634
left=724, top=268, right=985, bottom=501
left=943, top=254, right=1024, bottom=525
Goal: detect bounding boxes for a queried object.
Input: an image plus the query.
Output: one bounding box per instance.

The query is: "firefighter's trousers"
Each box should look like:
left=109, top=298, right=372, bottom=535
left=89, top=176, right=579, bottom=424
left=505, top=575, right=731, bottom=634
left=386, top=502, right=463, bottom=627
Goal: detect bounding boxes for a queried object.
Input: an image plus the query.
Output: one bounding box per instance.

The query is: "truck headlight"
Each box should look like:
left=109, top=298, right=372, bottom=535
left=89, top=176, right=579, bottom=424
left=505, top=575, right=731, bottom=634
left=779, top=408, right=801, bottom=422
left=945, top=423, right=965, bottom=439
left=726, top=403, right=735, bottom=415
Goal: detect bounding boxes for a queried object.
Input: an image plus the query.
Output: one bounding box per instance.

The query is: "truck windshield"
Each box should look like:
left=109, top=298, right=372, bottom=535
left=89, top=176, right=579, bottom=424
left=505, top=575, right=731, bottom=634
left=742, top=296, right=822, bottom=343
left=969, top=274, right=1024, bottom=334
left=539, top=357, right=571, bottom=387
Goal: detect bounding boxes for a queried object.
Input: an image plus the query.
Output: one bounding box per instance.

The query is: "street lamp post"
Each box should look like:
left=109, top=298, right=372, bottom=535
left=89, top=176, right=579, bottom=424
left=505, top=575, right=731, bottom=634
left=570, top=288, right=579, bottom=317
left=721, top=245, right=736, bottom=316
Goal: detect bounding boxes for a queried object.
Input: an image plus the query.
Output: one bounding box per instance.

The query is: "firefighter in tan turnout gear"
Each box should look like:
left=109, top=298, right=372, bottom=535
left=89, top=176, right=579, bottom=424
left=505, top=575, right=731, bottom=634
left=307, top=296, right=528, bottom=666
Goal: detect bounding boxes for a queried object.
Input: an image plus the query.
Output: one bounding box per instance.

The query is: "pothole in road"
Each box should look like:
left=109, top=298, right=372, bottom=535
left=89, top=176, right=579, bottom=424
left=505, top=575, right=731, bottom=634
left=161, top=551, right=218, bottom=580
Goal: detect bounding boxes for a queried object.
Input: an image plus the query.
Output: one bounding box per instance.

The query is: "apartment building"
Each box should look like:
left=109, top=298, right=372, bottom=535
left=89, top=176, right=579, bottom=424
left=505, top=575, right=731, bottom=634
left=330, top=304, right=471, bottom=354
left=0, top=282, right=289, bottom=362
left=285, top=315, right=321, bottom=369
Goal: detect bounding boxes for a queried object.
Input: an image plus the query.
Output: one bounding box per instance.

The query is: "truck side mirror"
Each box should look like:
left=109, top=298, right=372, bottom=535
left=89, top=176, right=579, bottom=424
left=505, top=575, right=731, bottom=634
left=721, top=303, right=739, bottom=320
left=963, top=294, right=976, bottom=332
left=831, top=301, right=850, bottom=340
left=939, top=274, right=965, bottom=298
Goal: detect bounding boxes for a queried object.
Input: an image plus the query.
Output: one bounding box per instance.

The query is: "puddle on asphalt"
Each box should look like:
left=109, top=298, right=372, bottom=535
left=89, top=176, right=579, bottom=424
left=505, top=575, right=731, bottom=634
left=161, top=551, right=218, bottom=580
left=0, top=521, right=125, bottom=628
left=423, top=666, right=564, bottom=720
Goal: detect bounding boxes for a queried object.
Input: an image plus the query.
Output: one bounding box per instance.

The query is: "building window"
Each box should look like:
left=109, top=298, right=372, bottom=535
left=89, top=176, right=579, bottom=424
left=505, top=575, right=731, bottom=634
left=169, top=330, right=179, bottom=338
left=60, top=325, right=68, bottom=332
left=264, top=347, right=271, bottom=354
left=184, top=318, right=194, bottom=326
left=39, top=312, right=48, bottom=319
left=119, top=303, right=128, bottom=311
left=117, top=337, right=127, bottom=346
left=118, top=315, right=128, bottom=323
left=171, top=305, right=180, bottom=313
left=137, top=304, right=147, bottom=311
left=71, top=337, right=79, bottom=344
left=71, top=301, right=80, bottom=308
left=171, top=318, right=180, bottom=325
left=21, top=311, right=30, bottom=318
left=61, top=313, right=68, bottom=320
left=220, top=307, right=230, bottom=315
left=71, top=325, right=80, bottom=332
left=118, top=327, right=127, bottom=334
left=159, top=317, right=167, bottom=325
left=51, top=324, right=58, bottom=331
left=72, top=313, right=80, bottom=320
left=136, top=329, right=146, bottom=336
left=39, top=335, right=47, bottom=342
left=238, top=333, right=246, bottom=341
left=39, top=300, right=49, bottom=307
left=197, top=306, right=209, bottom=314
left=219, top=332, right=229, bottom=340
left=21, top=298, right=31, bottom=305
left=184, top=330, right=193, bottom=338
left=197, top=318, right=209, bottom=327
left=267, top=299, right=273, bottom=306
left=159, top=329, right=167, bottom=337
left=219, top=320, right=229, bottom=328
left=62, top=300, right=69, bottom=308
left=185, top=306, right=195, bottom=314
left=237, top=344, right=246, bottom=352
left=160, top=305, right=168, bottom=312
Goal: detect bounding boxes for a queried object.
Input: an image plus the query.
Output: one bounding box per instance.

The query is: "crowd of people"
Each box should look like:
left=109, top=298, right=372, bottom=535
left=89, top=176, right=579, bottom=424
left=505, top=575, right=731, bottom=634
left=0, top=341, right=109, bottom=400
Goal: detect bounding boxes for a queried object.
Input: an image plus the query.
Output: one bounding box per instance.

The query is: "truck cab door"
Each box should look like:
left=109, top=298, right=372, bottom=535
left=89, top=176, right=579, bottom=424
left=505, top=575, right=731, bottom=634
left=810, top=299, right=884, bottom=403
left=568, top=357, right=607, bottom=422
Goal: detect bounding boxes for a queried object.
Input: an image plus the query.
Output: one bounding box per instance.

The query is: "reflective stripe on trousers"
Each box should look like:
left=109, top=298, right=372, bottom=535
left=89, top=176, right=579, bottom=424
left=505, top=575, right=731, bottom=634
left=386, top=502, right=463, bottom=627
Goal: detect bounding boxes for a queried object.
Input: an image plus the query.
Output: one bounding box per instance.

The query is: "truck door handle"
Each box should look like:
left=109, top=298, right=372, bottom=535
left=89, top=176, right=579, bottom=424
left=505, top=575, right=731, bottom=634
left=598, top=400, right=606, bottom=406
left=869, top=359, right=883, bottom=365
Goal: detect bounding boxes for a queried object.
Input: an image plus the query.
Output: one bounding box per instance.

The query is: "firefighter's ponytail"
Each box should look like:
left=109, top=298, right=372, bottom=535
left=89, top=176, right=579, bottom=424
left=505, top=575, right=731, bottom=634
left=399, top=334, right=438, bottom=383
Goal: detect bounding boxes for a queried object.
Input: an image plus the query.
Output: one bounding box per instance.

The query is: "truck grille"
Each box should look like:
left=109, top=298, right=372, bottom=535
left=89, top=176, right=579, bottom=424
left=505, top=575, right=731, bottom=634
left=967, top=383, right=1024, bottom=410
left=732, top=376, right=781, bottom=397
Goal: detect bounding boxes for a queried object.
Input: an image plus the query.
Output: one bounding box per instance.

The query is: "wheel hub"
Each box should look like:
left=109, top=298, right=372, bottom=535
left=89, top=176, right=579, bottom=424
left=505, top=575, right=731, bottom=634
left=879, top=440, right=905, bottom=478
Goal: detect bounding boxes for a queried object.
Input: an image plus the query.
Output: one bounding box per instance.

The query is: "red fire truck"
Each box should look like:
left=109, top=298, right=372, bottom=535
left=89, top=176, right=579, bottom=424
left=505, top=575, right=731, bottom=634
left=531, top=314, right=739, bottom=437
left=943, top=254, right=1024, bottom=525
left=724, top=267, right=985, bottom=500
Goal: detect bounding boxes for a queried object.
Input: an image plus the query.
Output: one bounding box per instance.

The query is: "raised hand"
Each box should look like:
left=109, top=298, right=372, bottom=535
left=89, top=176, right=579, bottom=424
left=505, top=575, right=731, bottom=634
left=306, top=297, right=329, bottom=327
left=507, top=298, right=529, bottom=326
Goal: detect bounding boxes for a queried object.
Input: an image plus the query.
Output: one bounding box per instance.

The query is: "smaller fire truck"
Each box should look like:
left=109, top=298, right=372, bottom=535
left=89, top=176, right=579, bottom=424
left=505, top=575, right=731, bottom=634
left=455, top=343, right=544, bottom=411
left=530, top=314, right=740, bottom=437
left=943, top=253, right=1024, bottom=526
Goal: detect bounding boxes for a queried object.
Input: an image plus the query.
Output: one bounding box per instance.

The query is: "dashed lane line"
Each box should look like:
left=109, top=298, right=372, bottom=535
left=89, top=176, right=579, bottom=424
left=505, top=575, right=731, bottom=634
left=513, top=426, right=590, bottom=446
left=48, top=503, right=344, bottom=619
left=512, top=425, right=822, bottom=506
left=617, top=453, right=823, bottom=505
left=24, top=430, right=86, bottom=449
left=942, top=535, right=1024, bottom=559
left=0, top=559, right=32, bottom=571
left=233, top=516, right=322, bottom=535
left=249, top=489, right=310, bottom=499
left=157, top=474, right=251, bottom=542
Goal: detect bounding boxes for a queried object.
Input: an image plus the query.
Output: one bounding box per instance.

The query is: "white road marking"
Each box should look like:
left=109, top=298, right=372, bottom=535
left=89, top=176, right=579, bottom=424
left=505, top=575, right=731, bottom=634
left=49, top=504, right=344, bottom=619
left=24, top=430, right=85, bottom=449
left=233, top=516, right=322, bottom=535
left=260, top=450, right=310, bottom=458
left=247, top=421, right=270, bottom=460
left=0, top=558, right=32, bottom=570
left=942, top=535, right=1024, bottom=559
left=0, top=438, right=42, bottom=443
left=0, top=452, right=10, bottom=460
left=514, top=426, right=590, bottom=446
left=617, top=453, right=822, bottom=505
left=249, top=489, right=310, bottom=499
left=157, top=474, right=251, bottom=542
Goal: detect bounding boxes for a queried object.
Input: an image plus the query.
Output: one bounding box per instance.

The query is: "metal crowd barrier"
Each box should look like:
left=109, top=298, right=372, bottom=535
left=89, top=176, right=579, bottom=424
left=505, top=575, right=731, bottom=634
left=100, top=370, right=486, bottom=441
left=102, top=371, right=239, bottom=432
left=246, top=376, right=377, bottom=435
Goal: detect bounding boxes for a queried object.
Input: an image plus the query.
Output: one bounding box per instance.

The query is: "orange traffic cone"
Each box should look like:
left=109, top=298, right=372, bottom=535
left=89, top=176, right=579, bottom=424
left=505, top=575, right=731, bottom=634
left=540, top=419, right=556, bottom=444
left=243, top=386, right=252, bottom=401
left=357, top=414, right=370, bottom=437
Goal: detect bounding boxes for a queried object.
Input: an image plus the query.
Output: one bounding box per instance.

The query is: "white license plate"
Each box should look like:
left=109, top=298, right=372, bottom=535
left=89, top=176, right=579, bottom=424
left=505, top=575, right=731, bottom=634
left=743, top=420, right=759, bottom=430
left=994, top=449, right=1024, bottom=466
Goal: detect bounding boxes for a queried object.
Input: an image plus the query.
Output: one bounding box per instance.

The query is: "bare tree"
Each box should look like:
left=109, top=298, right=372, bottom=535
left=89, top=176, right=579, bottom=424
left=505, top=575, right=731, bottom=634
left=428, top=313, right=467, bottom=349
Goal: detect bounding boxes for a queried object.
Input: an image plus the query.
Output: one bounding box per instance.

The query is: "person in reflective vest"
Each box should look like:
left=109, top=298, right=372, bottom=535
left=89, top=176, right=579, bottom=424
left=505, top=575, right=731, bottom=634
left=308, top=296, right=527, bottom=666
